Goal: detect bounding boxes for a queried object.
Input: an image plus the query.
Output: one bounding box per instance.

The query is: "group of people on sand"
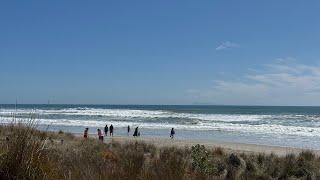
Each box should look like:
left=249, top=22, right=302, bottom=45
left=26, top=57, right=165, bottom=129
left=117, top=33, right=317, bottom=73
left=123, top=125, right=140, bottom=137
left=103, top=124, right=114, bottom=137
left=83, top=125, right=175, bottom=141
left=83, top=124, right=114, bottom=141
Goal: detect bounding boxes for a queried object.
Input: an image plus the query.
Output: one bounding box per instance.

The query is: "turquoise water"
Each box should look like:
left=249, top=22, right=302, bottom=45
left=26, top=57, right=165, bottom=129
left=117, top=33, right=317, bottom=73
left=1, top=104, right=320, bottom=149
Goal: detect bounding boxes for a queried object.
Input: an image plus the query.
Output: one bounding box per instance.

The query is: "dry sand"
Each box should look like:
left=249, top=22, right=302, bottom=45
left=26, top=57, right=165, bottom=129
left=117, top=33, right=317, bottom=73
left=94, top=135, right=320, bottom=156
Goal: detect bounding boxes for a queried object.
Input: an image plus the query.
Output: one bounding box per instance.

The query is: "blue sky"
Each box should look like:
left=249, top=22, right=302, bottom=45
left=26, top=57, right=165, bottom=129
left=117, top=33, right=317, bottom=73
left=1, top=1, right=320, bottom=105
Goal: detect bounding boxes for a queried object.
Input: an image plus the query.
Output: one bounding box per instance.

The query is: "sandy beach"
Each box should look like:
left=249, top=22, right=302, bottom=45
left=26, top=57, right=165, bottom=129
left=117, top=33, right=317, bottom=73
left=81, top=134, right=320, bottom=156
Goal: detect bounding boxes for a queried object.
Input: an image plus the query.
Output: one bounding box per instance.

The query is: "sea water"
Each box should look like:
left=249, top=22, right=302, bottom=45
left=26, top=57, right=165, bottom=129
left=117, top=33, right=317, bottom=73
left=1, top=104, right=320, bottom=149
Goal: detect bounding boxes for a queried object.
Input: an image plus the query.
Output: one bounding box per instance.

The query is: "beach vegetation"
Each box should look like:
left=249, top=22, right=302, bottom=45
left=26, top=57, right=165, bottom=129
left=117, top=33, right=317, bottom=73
left=1, top=122, right=320, bottom=180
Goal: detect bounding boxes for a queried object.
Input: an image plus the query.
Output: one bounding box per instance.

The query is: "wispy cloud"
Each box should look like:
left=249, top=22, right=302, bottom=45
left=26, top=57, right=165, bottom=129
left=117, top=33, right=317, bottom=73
left=216, top=41, right=239, bottom=50
left=188, top=59, right=320, bottom=105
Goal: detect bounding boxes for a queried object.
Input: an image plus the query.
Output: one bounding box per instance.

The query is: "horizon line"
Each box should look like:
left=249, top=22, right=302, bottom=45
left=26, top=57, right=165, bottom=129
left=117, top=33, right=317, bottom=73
left=1, top=103, right=320, bottom=107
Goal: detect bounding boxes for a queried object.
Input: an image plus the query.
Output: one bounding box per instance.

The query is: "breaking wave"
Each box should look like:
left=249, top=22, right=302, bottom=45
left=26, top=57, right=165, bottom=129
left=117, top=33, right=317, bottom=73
left=1, top=107, right=320, bottom=137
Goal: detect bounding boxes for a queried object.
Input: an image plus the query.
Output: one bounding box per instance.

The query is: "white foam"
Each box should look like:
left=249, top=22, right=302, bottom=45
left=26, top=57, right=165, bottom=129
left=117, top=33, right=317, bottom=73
left=0, top=108, right=274, bottom=122
left=1, top=116, right=320, bottom=137
left=1, top=107, right=320, bottom=137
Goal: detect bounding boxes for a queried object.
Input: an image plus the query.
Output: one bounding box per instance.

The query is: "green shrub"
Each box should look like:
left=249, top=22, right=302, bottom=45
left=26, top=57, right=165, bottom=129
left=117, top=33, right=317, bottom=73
left=191, top=144, right=216, bottom=175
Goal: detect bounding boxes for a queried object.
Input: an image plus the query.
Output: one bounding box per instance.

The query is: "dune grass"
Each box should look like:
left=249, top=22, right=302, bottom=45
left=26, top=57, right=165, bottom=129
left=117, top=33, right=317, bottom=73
left=1, top=123, right=320, bottom=180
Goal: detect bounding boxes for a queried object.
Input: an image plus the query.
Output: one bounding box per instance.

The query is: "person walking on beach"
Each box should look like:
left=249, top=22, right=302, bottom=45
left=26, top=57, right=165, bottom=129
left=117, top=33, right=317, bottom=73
left=170, top=128, right=175, bottom=139
left=104, top=125, right=108, bottom=136
left=133, top=127, right=138, bottom=137
left=97, top=129, right=103, bottom=141
left=110, top=124, right=114, bottom=136
left=83, top=128, right=89, bottom=139
left=127, top=125, right=130, bottom=136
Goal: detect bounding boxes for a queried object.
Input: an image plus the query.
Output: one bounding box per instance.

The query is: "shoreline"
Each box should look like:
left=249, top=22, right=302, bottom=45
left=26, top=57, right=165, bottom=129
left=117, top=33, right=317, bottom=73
left=74, top=133, right=320, bottom=156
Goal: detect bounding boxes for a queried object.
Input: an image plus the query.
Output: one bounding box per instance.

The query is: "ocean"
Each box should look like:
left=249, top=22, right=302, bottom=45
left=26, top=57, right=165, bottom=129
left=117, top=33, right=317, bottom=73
left=1, top=104, right=320, bottom=149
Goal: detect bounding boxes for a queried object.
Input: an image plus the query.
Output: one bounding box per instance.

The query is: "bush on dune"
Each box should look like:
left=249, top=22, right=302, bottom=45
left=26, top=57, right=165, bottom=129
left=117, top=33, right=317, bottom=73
left=149, top=147, right=188, bottom=180
left=51, top=139, right=110, bottom=179
left=0, top=122, right=60, bottom=180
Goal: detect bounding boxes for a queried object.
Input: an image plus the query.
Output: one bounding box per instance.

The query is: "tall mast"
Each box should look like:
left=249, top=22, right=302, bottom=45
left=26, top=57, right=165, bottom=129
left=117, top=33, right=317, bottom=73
left=15, top=98, right=18, bottom=112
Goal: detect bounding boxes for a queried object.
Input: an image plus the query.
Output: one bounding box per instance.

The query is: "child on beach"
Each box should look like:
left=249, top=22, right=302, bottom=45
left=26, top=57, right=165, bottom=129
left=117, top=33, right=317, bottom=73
left=83, top=128, right=89, bottom=139
left=97, top=129, right=103, bottom=141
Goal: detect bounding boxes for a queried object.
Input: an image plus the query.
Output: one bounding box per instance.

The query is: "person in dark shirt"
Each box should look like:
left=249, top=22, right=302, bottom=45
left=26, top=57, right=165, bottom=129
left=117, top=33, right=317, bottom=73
left=109, top=124, right=114, bottom=136
left=133, top=127, right=138, bottom=137
left=170, top=128, right=175, bottom=139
